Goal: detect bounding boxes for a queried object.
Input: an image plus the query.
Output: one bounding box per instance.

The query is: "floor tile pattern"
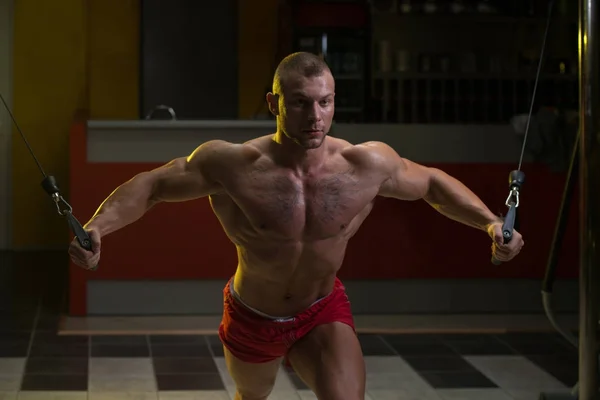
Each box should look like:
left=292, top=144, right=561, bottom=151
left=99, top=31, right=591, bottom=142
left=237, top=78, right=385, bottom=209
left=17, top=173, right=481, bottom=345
left=0, top=251, right=587, bottom=399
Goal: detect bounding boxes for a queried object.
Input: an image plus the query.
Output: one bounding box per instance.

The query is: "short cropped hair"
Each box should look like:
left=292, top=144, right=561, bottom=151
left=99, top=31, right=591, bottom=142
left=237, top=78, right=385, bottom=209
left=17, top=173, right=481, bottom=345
left=272, top=52, right=331, bottom=95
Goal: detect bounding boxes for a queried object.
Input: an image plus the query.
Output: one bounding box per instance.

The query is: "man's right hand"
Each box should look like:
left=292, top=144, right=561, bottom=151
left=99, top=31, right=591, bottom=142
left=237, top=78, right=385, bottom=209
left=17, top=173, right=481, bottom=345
left=68, top=228, right=101, bottom=270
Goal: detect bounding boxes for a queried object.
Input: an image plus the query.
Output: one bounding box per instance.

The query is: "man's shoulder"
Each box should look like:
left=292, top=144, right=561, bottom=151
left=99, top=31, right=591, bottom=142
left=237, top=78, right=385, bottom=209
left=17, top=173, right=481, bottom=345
left=186, top=138, right=265, bottom=174
left=197, top=138, right=264, bottom=159
left=340, top=140, right=395, bottom=169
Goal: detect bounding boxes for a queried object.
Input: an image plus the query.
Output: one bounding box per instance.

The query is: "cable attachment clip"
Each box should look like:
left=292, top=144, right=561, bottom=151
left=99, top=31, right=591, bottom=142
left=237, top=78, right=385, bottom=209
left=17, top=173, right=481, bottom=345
left=41, top=176, right=93, bottom=253
left=505, top=186, right=520, bottom=208
left=50, top=191, right=73, bottom=216
left=492, top=170, right=525, bottom=265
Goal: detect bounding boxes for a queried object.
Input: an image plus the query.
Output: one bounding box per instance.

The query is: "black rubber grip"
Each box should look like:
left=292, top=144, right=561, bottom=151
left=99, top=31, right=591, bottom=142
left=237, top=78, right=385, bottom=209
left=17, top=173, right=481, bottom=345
left=491, top=205, right=516, bottom=265
left=65, top=213, right=98, bottom=271
left=65, top=212, right=92, bottom=251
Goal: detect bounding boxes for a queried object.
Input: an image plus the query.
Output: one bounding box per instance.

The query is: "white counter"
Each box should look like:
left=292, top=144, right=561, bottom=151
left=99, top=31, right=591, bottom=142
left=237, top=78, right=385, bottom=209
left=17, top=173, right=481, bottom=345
left=85, top=120, right=530, bottom=164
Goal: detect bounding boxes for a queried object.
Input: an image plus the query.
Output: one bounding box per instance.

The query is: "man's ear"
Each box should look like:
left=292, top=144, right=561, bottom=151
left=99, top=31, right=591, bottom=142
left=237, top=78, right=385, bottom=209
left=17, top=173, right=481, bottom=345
left=266, top=92, right=279, bottom=116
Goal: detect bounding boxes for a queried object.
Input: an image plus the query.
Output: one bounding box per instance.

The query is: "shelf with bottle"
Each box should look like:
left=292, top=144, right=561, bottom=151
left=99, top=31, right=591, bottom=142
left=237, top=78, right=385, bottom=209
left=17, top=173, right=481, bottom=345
left=374, top=44, right=578, bottom=75
left=370, top=0, right=576, bottom=20
left=369, top=75, right=578, bottom=124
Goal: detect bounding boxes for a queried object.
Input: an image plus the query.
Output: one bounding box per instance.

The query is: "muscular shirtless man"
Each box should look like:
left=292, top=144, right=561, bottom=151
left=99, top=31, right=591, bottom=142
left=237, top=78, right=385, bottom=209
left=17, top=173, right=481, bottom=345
left=69, top=52, right=524, bottom=400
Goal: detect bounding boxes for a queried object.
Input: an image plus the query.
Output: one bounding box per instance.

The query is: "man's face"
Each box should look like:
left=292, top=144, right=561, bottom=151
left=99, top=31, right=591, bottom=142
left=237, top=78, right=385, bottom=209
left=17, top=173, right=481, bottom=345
left=269, top=71, right=335, bottom=149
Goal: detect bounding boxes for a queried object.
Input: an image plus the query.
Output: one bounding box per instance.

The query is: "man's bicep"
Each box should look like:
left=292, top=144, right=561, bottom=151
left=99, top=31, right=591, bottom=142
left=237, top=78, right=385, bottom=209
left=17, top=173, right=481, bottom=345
left=376, top=147, right=433, bottom=201
left=151, top=141, right=227, bottom=202
left=394, top=158, right=434, bottom=200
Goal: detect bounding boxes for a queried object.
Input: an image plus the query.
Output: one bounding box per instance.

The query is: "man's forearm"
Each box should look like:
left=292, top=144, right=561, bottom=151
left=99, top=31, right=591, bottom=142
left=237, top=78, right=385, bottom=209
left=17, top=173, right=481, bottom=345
left=84, top=172, right=158, bottom=236
left=423, top=168, right=501, bottom=231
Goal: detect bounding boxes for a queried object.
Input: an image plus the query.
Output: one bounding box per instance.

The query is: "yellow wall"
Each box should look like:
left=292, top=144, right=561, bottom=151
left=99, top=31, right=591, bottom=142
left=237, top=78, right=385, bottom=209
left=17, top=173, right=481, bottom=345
left=12, top=0, right=139, bottom=248
left=12, top=0, right=273, bottom=247
left=237, top=0, right=280, bottom=118
left=88, top=0, right=139, bottom=119
left=12, top=0, right=88, bottom=248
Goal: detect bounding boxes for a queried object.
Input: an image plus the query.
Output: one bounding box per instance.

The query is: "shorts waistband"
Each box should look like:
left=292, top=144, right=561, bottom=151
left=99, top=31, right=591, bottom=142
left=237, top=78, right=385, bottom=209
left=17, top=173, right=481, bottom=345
left=228, top=278, right=328, bottom=323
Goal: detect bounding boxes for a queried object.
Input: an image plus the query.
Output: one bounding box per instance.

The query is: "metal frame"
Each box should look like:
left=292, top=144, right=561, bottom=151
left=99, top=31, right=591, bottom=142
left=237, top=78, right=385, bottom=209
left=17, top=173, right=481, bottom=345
left=577, top=0, right=599, bottom=398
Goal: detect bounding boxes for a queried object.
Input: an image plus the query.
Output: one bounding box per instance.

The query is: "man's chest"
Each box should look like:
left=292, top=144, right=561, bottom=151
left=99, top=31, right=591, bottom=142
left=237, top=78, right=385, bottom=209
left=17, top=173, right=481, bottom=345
left=224, top=169, right=379, bottom=238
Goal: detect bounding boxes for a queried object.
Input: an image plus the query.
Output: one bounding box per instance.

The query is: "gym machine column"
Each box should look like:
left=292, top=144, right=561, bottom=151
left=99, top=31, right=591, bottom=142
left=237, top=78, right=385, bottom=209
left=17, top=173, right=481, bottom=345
left=577, top=0, right=600, bottom=399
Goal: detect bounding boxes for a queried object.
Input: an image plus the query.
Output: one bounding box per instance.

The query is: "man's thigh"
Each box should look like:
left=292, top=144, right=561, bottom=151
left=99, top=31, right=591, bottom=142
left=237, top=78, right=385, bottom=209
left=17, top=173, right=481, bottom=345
left=223, top=346, right=283, bottom=399
left=287, top=321, right=366, bottom=400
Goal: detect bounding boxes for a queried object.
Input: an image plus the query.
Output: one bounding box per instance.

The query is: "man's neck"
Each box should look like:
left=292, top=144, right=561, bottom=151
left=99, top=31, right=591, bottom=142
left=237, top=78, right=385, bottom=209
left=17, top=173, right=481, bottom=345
left=272, top=130, right=327, bottom=174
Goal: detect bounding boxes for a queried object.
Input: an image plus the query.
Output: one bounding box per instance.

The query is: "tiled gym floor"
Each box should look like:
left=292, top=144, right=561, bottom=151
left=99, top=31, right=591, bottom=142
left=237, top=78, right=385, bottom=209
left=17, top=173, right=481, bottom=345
left=0, top=251, right=581, bottom=399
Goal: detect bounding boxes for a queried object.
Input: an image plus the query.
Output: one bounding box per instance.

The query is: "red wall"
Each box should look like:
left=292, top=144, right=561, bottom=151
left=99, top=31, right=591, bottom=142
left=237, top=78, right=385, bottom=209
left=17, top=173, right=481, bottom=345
left=69, top=120, right=579, bottom=315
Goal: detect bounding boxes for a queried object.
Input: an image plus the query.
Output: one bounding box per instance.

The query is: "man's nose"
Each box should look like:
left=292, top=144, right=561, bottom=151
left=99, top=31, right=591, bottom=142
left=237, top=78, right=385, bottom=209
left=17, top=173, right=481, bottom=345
left=307, top=102, right=322, bottom=121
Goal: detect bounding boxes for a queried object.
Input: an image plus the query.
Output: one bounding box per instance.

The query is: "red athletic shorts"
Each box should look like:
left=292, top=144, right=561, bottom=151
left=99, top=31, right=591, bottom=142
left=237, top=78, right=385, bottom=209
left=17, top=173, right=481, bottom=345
left=218, top=276, right=355, bottom=363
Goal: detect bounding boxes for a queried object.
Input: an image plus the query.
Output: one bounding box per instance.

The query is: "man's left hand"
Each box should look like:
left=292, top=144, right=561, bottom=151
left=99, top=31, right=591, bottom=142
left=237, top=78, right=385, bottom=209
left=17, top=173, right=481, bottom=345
left=487, top=222, right=524, bottom=262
